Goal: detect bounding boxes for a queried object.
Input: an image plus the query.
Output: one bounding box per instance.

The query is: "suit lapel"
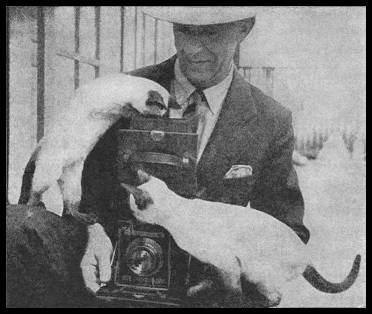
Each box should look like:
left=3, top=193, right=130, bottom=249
left=143, top=59, right=267, bottom=187
left=197, top=70, right=266, bottom=186
left=147, top=55, right=177, bottom=92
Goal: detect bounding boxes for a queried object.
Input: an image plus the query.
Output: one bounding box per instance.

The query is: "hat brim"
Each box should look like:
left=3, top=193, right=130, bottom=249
left=141, top=6, right=257, bottom=25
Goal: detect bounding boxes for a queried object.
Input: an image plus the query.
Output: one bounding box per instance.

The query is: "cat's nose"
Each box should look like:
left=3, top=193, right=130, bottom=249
left=121, top=183, right=153, bottom=211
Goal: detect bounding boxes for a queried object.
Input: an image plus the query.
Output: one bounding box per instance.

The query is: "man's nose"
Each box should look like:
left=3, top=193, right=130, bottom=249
left=182, top=37, right=205, bottom=55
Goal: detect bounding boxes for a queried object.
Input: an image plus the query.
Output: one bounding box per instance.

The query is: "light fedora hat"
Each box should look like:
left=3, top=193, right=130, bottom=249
left=141, top=6, right=257, bottom=25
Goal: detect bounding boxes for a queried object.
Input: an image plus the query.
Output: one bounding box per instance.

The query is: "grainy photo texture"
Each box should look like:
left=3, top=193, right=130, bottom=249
left=6, top=6, right=365, bottom=308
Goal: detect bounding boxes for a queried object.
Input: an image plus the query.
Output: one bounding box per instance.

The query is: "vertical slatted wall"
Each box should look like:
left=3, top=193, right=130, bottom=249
left=7, top=6, right=365, bottom=203
left=8, top=6, right=38, bottom=203
left=7, top=6, right=176, bottom=203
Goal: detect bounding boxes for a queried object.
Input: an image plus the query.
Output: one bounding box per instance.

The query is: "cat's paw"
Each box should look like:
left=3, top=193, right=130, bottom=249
left=241, top=278, right=282, bottom=308
left=221, top=287, right=244, bottom=308
left=265, top=291, right=282, bottom=307
left=187, top=279, right=214, bottom=297
left=255, top=289, right=282, bottom=307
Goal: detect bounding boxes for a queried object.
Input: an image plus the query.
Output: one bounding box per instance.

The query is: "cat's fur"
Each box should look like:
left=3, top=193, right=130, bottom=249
left=122, top=173, right=361, bottom=307
left=27, top=74, right=170, bottom=223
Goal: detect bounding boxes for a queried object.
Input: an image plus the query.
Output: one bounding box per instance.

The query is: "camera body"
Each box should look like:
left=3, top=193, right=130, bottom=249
left=98, top=219, right=190, bottom=306
left=114, top=221, right=171, bottom=291
left=97, top=116, right=199, bottom=307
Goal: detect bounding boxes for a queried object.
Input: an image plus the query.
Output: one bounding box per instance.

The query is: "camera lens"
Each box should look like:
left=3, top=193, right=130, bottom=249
left=126, top=237, right=164, bottom=277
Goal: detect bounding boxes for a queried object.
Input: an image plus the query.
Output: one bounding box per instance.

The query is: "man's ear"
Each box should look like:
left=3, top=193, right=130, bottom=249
left=235, top=17, right=255, bottom=43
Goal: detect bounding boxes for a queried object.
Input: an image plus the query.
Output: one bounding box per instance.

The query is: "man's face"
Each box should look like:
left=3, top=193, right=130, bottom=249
left=173, top=22, right=244, bottom=89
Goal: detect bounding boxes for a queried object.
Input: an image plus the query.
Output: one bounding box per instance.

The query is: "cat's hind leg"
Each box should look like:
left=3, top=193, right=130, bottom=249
left=58, top=159, right=97, bottom=224
left=28, top=149, right=63, bottom=208
left=212, top=256, right=245, bottom=307
left=218, top=270, right=244, bottom=307
left=240, top=262, right=283, bottom=307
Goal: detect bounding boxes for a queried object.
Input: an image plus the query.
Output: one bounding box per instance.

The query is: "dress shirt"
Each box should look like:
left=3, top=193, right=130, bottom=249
left=170, top=59, right=234, bottom=161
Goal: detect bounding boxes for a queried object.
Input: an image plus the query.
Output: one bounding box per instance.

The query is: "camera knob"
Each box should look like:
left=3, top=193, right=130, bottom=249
left=150, top=130, right=165, bottom=142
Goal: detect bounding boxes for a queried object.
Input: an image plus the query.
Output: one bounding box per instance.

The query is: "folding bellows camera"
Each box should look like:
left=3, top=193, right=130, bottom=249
left=97, top=115, right=199, bottom=307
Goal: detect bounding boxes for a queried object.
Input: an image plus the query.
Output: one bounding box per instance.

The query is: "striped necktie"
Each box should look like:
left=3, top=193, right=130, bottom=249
left=182, top=89, right=207, bottom=118
left=183, top=89, right=209, bottom=156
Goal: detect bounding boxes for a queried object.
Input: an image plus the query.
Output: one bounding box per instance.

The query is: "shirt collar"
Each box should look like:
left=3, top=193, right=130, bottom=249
left=173, top=59, right=234, bottom=115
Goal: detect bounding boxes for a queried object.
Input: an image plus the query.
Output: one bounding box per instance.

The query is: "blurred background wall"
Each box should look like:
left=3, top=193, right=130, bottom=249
left=240, top=6, right=366, bottom=153
left=7, top=6, right=366, bottom=203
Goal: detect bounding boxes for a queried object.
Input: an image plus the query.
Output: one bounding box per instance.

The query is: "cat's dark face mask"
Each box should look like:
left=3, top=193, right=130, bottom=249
left=144, top=92, right=180, bottom=116
left=121, top=169, right=153, bottom=211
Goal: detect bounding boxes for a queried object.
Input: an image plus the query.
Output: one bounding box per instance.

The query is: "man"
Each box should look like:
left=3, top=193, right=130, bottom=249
left=7, top=7, right=309, bottom=307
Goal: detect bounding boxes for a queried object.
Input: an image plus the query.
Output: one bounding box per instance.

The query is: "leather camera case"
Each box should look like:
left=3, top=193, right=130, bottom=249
left=117, top=115, right=199, bottom=197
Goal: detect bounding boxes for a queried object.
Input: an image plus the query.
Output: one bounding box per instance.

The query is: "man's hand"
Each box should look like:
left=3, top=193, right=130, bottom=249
left=80, top=223, right=113, bottom=294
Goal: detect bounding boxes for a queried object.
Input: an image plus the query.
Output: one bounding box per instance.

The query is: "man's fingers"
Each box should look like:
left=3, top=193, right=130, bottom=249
left=81, top=245, right=112, bottom=293
left=81, top=264, right=101, bottom=294
left=97, top=253, right=112, bottom=283
left=98, top=262, right=111, bottom=283
left=81, top=225, right=113, bottom=294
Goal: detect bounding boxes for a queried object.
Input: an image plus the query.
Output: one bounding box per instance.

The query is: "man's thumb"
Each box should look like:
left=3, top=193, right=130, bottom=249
left=97, top=252, right=112, bottom=283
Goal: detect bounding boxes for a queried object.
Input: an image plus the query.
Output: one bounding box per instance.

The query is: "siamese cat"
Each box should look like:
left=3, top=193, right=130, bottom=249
left=122, top=172, right=361, bottom=307
left=27, top=74, right=171, bottom=223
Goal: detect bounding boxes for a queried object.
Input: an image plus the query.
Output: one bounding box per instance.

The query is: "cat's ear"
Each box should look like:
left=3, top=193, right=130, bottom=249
left=121, top=182, right=142, bottom=196
left=121, top=183, right=153, bottom=210
left=137, top=169, right=151, bottom=184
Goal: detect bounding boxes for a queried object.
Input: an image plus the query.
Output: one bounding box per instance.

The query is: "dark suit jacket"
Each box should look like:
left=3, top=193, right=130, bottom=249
left=19, top=56, right=310, bottom=244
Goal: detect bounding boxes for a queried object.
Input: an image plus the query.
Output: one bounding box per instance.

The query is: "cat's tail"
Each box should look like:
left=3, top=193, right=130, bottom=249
left=303, top=254, right=361, bottom=293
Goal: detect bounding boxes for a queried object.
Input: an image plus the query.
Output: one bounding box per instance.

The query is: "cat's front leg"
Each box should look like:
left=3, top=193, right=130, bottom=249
left=254, top=283, right=282, bottom=307
left=217, top=268, right=244, bottom=307
left=57, top=159, right=97, bottom=224
left=187, top=255, right=244, bottom=307
left=241, top=267, right=283, bottom=308
left=203, top=255, right=244, bottom=307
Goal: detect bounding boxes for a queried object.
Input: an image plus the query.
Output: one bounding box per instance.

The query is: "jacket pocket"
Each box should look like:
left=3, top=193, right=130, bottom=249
left=215, top=176, right=255, bottom=206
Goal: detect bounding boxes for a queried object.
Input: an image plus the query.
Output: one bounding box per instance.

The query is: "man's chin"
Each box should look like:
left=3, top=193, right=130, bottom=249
left=185, top=73, right=214, bottom=88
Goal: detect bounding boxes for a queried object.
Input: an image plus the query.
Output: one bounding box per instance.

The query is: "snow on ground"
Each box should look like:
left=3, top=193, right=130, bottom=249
left=277, top=156, right=366, bottom=307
